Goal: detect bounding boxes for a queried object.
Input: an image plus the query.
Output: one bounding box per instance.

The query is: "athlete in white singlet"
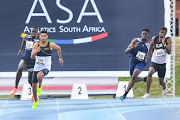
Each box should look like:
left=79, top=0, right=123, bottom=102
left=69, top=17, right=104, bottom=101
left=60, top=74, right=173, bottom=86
left=142, top=27, right=172, bottom=99
left=31, top=30, right=64, bottom=109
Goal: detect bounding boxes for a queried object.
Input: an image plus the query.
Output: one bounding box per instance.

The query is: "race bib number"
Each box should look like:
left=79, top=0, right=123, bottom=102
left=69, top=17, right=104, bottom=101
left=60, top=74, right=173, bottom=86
left=36, top=56, right=45, bottom=65
left=25, top=41, right=34, bottom=50
left=155, top=49, right=165, bottom=56
left=136, top=51, right=146, bottom=61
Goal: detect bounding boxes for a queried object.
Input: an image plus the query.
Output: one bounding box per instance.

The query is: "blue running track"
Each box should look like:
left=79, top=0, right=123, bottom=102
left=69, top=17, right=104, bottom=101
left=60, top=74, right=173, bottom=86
left=0, top=98, right=180, bottom=120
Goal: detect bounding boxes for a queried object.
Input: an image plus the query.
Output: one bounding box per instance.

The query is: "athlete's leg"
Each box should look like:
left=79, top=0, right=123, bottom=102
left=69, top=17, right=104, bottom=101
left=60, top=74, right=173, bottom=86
left=146, top=67, right=155, bottom=94
left=27, top=60, right=35, bottom=87
left=15, top=59, right=28, bottom=88
left=135, top=76, right=147, bottom=82
left=28, top=71, right=33, bottom=87
left=120, top=62, right=144, bottom=101
left=11, top=59, right=28, bottom=95
left=159, top=78, right=166, bottom=89
left=126, top=68, right=142, bottom=93
left=120, top=68, right=142, bottom=100
left=120, top=62, right=139, bottom=101
left=32, top=71, right=39, bottom=102
left=32, top=83, right=38, bottom=102
left=157, top=64, right=167, bottom=96
left=37, top=69, right=49, bottom=96
left=37, top=71, right=44, bottom=88
left=32, top=81, right=39, bottom=109
left=121, top=67, right=143, bottom=101
left=159, top=77, right=167, bottom=96
left=131, top=62, right=147, bottom=83
left=157, top=64, right=166, bottom=89
left=142, top=62, right=156, bottom=99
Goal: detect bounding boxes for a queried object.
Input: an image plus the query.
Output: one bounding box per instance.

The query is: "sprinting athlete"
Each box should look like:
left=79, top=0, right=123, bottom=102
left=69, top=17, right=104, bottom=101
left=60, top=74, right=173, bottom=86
left=31, top=30, right=63, bottom=109
left=120, top=29, right=151, bottom=101
left=142, top=27, right=172, bottom=99
left=11, top=26, right=38, bottom=95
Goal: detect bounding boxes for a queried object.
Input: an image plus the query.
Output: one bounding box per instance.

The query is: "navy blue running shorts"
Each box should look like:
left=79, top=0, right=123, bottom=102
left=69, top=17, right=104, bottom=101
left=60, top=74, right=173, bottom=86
left=32, top=68, right=49, bottom=83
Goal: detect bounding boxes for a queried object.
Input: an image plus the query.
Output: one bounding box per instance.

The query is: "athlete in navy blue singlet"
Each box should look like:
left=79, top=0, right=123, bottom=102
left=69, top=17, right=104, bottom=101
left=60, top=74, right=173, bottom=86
left=31, top=30, right=63, bottom=109
left=10, top=26, right=39, bottom=95
left=120, top=29, right=151, bottom=101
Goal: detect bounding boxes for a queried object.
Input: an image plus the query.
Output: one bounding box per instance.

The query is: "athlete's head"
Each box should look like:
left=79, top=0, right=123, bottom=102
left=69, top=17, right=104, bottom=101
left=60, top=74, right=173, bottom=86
left=39, top=30, right=48, bottom=43
left=141, top=28, right=149, bottom=40
left=159, top=27, right=167, bottom=38
left=31, top=26, right=38, bottom=39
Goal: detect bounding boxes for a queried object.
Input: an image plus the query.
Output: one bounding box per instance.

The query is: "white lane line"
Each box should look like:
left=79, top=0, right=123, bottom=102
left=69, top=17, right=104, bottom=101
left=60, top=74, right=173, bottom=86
left=156, top=98, right=175, bottom=111
left=106, top=100, right=126, bottom=120
left=56, top=100, right=61, bottom=120
left=0, top=100, right=8, bottom=115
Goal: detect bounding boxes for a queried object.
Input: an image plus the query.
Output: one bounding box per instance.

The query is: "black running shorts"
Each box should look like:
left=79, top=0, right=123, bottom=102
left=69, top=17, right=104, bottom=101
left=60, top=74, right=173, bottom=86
left=150, top=62, right=166, bottom=78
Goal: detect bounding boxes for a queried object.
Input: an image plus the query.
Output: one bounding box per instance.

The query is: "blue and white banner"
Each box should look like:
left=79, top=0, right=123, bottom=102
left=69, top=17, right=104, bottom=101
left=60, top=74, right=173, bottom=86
left=0, top=0, right=170, bottom=77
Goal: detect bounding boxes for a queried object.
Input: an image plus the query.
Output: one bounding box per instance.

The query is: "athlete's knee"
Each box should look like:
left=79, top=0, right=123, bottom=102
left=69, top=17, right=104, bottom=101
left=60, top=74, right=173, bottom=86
left=148, top=71, right=153, bottom=77
left=28, top=72, right=33, bottom=84
left=32, top=83, right=37, bottom=89
left=37, top=72, right=44, bottom=80
left=18, top=60, right=27, bottom=70
left=17, top=64, right=24, bottom=71
left=131, top=75, right=137, bottom=81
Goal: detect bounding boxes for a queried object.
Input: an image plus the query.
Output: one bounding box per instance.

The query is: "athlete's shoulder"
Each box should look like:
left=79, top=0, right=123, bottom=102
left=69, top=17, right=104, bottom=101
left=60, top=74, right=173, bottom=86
left=132, top=38, right=138, bottom=42
left=165, top=36, right=171, bottom=41
left=151, top=36, right=156, bottom=43
left=152, top=36, right=156, bottom=39
left=23, top=34, right=29, bottom=40
left=50, top=42, right=57, bottom=47
left=48, top=41, right=53, bottom=45
left=136, top=37, right=142, bottom=41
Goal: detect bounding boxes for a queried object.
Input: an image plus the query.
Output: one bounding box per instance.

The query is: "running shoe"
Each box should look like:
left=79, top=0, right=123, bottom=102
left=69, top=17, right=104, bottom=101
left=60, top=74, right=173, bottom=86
left=144, top=76, right=147, bottom=82
left=142, top=93, right=150, bottom=99
left=31, top=95, right=34, bottom=102
left=10, top=88, right=18, bottom=95
left=162, top=85, right=167, bottom=96
left=37, top=86, right=43, bottom=96
left=120, top=96, right=125, bottom=101
left=32, top=99, right=39, bottom=109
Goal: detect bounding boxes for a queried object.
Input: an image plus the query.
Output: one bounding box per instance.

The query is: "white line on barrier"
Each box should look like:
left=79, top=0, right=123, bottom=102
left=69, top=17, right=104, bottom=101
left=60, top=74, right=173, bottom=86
left=106, top=100, right=126, bottom=120
left=0, top=100, right=8, bottom=115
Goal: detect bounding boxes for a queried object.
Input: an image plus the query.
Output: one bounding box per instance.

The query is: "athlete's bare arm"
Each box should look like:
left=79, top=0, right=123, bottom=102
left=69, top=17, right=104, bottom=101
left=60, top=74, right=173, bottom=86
left=125, top=38, right=139, bottom=54
left=164, top=38, right=172, bottom=54
left=31, top=43, right=40, bottom=59
left=50, top=43, right=64, bottom=66
left=145, top=36, right=155, bottom=62
left=18, top=34, right=28, bottom=55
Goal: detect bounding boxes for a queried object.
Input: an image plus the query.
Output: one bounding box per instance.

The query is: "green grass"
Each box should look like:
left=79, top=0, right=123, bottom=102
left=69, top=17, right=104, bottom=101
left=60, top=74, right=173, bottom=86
left=0, top=95, right=14, bottom=98
left=175, top=37, right=180, bottom=97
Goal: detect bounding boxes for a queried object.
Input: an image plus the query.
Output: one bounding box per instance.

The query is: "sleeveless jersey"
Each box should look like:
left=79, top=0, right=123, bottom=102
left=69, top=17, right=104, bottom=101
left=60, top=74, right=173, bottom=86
left=130, top=38, right=151, bottom=64
left=34, top=41, right=52, bottom=71
left=21, top=35, right=37, bottom=61
left=151, top=36, right=169, bottom=64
